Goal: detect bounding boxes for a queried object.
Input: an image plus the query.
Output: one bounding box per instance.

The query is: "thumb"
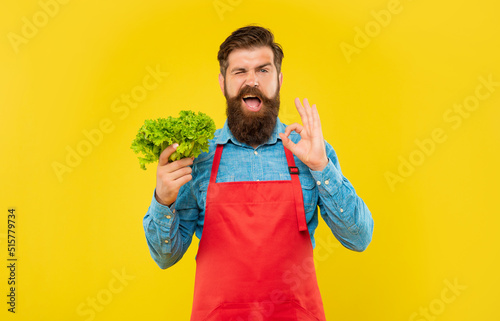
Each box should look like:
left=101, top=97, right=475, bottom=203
left=158, top=143, right=178, bottom=166
left=279, top=133, right=296, bottom=153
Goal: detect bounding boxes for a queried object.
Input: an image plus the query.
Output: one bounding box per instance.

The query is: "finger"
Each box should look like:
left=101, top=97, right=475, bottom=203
left=279, top=132, right=297, bottom=153
left=311, top=104, right=320, bottom=131
left=159, top=157, right=193, bottom=176
left=172, top=157, right=194, bottom=169
left=171, top=173, right=193, bottom=189
left=283, top=123, right=304, bottom=137
left=158, top=143, right=179, bottom=166
left=167, top=166, right=193, bottom=181
left=303, top=98, right=314, bottom=131
left=294, top=97, right=308, bottom=125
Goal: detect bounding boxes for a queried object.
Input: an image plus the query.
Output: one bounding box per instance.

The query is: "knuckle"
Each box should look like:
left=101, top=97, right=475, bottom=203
left=172, top=161, right=183, bottom=170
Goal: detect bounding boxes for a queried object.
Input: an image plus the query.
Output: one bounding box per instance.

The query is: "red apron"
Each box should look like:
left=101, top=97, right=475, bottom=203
left=190, top=144, right=326, bottom=321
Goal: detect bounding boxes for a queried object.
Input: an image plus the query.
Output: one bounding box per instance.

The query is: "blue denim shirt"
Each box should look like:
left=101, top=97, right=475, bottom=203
left=143, top=118, right=374, bottom=269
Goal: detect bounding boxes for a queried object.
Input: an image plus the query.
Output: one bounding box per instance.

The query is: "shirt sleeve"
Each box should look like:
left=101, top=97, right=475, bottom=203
left=309, top=141, right=374, bottom=252
left=143, top=184, right=198, bottom=269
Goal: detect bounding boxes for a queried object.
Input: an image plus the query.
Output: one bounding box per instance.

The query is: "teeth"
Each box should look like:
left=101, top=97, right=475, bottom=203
left=243, top=95, right=257, bottom=99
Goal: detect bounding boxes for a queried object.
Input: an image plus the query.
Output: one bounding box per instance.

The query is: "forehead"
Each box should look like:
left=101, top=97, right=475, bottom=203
left=227, top=46, right=275, bottom=68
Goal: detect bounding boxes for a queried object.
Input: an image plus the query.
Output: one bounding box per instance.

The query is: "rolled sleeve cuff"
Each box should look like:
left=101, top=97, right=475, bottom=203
left=150, top=189, right=176, bottom=228
left=309, top=158, right=343, bottom=196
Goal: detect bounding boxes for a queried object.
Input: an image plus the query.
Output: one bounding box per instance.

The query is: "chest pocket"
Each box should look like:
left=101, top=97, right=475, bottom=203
left=299, top=174, right=318, bottom=213
left=278, top=172, right=318, bottom=213
left=198, top=181, right=209, bottom=211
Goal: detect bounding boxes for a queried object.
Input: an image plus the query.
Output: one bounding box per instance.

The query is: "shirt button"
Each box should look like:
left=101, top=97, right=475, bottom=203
left=165, top=215, right=172, bottom=219
left=325, top=180, right=329, bottom=185
left=316, top=181, right=321, bottom=186
left=254, top=150, right=258, bottom=155
left=164, top=238, right=170, bottom=244
left=340, top=208, right=344, bottom=213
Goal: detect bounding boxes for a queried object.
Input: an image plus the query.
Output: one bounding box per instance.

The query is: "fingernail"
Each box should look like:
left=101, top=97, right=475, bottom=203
left=173, top=143, right=179, bottom=149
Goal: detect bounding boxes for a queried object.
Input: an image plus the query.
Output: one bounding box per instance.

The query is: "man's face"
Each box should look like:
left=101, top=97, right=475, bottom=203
left=219, top=46, right=283, bottom=147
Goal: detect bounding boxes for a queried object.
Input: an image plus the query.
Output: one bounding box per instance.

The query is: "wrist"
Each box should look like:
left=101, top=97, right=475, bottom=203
left=155, top=192, right=173, bottom=207
left=309, top=157, right=329, bottom=172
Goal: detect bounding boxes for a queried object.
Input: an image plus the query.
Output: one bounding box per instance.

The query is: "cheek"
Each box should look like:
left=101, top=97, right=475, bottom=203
left=265, top=81, right=278, bottom=97
left=227, top=79, right=244, bottom=96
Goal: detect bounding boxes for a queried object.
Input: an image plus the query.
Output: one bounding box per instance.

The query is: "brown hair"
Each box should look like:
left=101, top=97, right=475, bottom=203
left=217, top=25, right=284, bottom=77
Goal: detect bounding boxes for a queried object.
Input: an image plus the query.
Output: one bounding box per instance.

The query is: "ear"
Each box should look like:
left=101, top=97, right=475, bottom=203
left=278, top=72, right=283, bottom=88
left=218, top=73, right=225, bottom=95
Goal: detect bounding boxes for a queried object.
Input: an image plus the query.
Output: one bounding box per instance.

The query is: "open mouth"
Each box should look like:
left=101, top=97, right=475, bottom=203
left=242, top=95, right=262, bottom=112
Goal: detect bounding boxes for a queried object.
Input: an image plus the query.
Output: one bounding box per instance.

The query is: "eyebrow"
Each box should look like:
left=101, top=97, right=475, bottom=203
left=230, top=63, right=273, bottom=73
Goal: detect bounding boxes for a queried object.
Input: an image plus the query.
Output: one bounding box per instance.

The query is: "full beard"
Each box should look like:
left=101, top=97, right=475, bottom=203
left=225, top=85, right=280, bottom=147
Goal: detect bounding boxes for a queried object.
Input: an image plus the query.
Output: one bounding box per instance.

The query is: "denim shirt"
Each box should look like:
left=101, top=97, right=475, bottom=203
left=143, top=118, right=374, bottom=269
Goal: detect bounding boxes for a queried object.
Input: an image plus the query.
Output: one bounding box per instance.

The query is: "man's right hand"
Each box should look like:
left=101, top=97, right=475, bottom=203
left=155, top=143, right=194, bottom=206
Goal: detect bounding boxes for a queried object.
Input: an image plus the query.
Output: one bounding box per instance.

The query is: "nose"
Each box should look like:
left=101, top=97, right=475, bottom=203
left=245, top=71, right=258, bottom=87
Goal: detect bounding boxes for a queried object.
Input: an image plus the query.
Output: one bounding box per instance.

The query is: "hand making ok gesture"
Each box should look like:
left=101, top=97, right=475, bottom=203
left=279, top=98, right=329, bottom=172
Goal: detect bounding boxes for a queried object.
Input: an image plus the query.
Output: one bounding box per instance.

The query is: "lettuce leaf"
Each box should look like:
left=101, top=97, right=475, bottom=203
left=130, top=110, right=216, bottom=170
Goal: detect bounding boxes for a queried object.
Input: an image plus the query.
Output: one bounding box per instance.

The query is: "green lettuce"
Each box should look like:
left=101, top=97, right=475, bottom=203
left=131, top=110, right=216, bottom=170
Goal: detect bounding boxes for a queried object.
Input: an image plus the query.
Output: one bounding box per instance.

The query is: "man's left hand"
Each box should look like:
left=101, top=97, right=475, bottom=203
left=279, top=97, right=329, bottom=172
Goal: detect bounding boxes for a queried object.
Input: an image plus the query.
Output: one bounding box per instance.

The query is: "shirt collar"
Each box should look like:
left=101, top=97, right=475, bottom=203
left=216, top=117, right=285, bottom=148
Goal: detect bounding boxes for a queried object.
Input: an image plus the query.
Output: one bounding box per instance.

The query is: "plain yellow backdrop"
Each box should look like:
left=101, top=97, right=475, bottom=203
left=1, top=0, right=499, bottom=320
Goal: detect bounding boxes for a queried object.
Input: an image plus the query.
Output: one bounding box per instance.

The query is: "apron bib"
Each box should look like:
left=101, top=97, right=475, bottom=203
left=190, top=144, right=326, bottom=321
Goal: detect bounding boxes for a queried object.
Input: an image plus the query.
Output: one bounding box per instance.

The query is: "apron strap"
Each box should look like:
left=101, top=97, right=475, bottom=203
left=210, top=144, right=308, bottom=232
left=283, top=146, right=308, bottom=232
left=210, top=144, right=224, bottom=184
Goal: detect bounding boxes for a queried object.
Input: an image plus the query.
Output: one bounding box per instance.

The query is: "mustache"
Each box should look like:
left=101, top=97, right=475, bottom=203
left=233, top=86, right=276, bottom=105
left=236, top=86, right=263, bottom=99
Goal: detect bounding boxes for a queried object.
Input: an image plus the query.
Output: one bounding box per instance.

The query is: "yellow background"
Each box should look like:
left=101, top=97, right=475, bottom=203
left=1, top=0, right=499, bottom=320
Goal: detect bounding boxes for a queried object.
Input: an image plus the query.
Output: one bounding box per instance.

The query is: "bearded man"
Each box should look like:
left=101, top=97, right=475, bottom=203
left=143, top=25, right=374, bottom=321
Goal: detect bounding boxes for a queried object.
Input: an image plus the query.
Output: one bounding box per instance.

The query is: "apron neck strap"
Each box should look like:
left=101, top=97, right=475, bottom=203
left=283, top=146, right=308, bottom=231
left=210, top=144, right=224, bottom=184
